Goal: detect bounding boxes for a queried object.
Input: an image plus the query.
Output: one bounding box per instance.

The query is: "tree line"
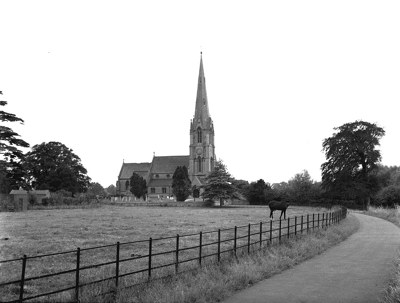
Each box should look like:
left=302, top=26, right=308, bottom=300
left=2, top=91, right=399, bottom=208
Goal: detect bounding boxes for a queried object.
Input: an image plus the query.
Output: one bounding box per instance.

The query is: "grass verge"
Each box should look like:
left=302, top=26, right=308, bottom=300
left=363, top=206, right=400, bottom=303
left=80, top=214, right=359, bottom=303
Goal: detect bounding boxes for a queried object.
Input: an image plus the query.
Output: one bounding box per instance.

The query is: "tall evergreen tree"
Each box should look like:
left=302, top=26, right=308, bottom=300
left=202, top=160, right=238, bottom=206
left=0, top=91, right=30, bottom=192
left=130, top=173, right=147, bottom=200
left=172, top=166, right=191, bottom=202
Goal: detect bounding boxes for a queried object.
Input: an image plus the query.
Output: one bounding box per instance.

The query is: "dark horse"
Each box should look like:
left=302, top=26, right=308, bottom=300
left=268, top=201, right=289, bottom=220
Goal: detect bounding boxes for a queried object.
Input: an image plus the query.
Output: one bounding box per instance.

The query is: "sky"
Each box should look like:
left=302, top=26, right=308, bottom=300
left=1, top=0, right=399, bottom=188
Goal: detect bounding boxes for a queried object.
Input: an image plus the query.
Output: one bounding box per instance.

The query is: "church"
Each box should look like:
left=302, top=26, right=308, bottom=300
left=116, top=54, right=216, bottom=199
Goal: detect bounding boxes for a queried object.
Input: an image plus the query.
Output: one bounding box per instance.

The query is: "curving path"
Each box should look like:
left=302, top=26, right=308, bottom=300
left=222, top=213, right=400, bottom=303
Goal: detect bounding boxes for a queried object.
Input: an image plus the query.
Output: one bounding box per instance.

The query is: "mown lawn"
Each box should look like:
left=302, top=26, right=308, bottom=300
left=0, top=204, right=330, bottom=302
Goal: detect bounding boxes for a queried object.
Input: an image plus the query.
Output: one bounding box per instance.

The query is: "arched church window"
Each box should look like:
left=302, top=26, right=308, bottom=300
left=125, top=180, right=129, bottom=190
left=211, top=157, right=214, bottom=170
left=197, top=128, right=202, bottom=143
left=198, top=156, right=202, bottom=172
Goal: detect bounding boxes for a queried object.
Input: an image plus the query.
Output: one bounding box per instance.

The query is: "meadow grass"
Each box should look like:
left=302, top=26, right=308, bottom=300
left=0, top=204, right=331, bottom=302
left=363, top=206, right=400, bottom=303
left=80, top=214, right=359, bottom=303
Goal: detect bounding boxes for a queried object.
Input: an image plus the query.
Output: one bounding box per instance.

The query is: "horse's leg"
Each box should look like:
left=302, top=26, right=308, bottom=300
left=270, top=209, right=274, bottom=219
left=283, top=209, right=286, bottom=220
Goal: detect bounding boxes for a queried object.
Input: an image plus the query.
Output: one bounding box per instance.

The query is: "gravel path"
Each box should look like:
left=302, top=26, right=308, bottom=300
left=222, top=213, right=400, bottom=303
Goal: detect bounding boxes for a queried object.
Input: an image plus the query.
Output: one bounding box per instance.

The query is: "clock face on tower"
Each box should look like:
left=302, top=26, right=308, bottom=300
left=196, top=147, right=203, bottom=155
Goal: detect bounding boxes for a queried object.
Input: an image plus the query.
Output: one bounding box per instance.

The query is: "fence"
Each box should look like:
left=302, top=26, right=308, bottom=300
left=0, top=208, right=347, bottom=303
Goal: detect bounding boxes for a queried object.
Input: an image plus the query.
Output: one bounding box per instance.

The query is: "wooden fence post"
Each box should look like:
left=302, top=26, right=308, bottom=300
left=259, top=222, right=262, bottom=247
left=269, top=220, right=272, bottom=244
left=19, top=255, right=27, bottom=303
left=287, top=217, right=290, bottom=239
left=234, top=226, right=237, bottom=257
left=322, top=213, right=325, bottom=228
left=218, top=229, right=221, bottom=262
left=307, top=214, right=310, bottom=233
left=75, top=248, right=80, bottom=303
left=295, top=216, right=297, bottom=236
left=199, top=231, right=202, bottom=266
left=279, top=219, right=282, bottom=243
left=247, top=224, right=251, bottom=254
left=318, top=213, right=320, bottom=228
left=116, top=242, right=120, bottom=288
left=312, top=213, right=315, bottom=230
left=175, top=234, right=179, bottom=274
left=301, top=215, right=303, bottom=234
left=148, top=238, right=152, bottom=280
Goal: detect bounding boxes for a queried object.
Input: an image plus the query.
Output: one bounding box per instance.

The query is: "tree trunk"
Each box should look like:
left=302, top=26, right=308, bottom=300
left=365, top=196, right=370, bottom=211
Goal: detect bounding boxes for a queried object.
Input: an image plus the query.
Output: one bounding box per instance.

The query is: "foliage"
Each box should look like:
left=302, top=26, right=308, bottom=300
left=245, top=179, right=272, bottom=205
left=130, top=173, right=147, bottom=200
left=321, top=121, right=385, bottom=209
left=375, top=185, right=400, bottom=207
left=287, top=170, right=323, bottom=204
left=87, top=182, right=105, bottom=198
left=23, top=141, right=91, bottom=195
left=230, top=179, right=250, bottom=197
left=271, top=182, right=291, bottom=202
left=0, top=91, right=30, bottom=193
left=172, top=166, right=191, bottom=201
left=201, top=160, right=238, bottom=206
left=105, top=184, right=117, bottom=196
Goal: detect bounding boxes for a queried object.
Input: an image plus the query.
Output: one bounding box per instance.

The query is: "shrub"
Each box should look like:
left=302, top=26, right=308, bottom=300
left=42, top=197, right=49, bottom=206
left=375, top=185, right=400, bottom=207
left=28, top=194, right=38, bottom=205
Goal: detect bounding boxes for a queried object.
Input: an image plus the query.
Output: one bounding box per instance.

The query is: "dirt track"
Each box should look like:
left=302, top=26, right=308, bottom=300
left=222, top=213, right=400, bottom=303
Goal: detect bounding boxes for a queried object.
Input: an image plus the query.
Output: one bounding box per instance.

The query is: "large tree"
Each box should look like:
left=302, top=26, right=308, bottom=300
left=202, top=160, right=238, bottom=206
left=0, top=91, right=30, bottom=192
left=130, top=172, right=147, bottom=200
left=321, top=121, right=385, bottom=209
left=246, top=179, right=271, bottom=205
left=23, top=141, right=91, bottom=195
left=172, top=166, right=191, bottom=202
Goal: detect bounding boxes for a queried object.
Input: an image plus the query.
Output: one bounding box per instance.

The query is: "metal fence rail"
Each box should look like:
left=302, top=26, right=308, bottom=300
left=0, top=208, right=347, bottom=303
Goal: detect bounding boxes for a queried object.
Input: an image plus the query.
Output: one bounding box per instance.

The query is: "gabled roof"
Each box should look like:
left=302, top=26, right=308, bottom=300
left=10, top=190, right=27, bottom=195
left=148, top=179, right=173, bottom=188
left=149, top=156, right=189, bottom=174
left=9, top=190, right=50, bottom=195
left=118, top=162, right=151, bottom=179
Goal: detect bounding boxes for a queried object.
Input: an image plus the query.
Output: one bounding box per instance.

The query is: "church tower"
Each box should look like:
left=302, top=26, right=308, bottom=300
left=189, top=53, right=215, bottom=185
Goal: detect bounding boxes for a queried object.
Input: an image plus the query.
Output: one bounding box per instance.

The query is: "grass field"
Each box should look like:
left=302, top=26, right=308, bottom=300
left=0, top=204, right=331, bottom=302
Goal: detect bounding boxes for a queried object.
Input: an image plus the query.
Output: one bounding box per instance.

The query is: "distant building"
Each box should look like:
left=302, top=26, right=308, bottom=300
left=9, top=189, right=50, bottom=211
left=116, top=54, right=216, bottom=199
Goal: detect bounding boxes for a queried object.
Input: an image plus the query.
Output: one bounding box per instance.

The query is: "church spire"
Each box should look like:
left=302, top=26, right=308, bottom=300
left=194, top=53, right=210, bottom=126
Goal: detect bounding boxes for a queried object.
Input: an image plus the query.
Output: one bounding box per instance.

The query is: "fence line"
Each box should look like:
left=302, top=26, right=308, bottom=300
left=0, top=208, right=347, bottom=303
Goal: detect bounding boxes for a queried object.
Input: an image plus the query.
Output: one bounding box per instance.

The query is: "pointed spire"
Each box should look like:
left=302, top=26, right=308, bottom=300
left=194, top=53, right=210, bottom=126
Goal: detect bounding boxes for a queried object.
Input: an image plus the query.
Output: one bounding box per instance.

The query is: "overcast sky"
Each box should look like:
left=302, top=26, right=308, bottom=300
left=1, top=1, right=399, bottom=188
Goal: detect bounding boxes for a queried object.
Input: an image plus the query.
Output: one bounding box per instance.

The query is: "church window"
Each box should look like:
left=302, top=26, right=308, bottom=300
left=151, top=188, right=155, bottom=194
left=162, top=188, right=167, bottom=194
left=198, top=156, right=202, bottom=172
left=197, top=128, right=202, bottom=143
left=125, top=180, right=129, bottom=190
